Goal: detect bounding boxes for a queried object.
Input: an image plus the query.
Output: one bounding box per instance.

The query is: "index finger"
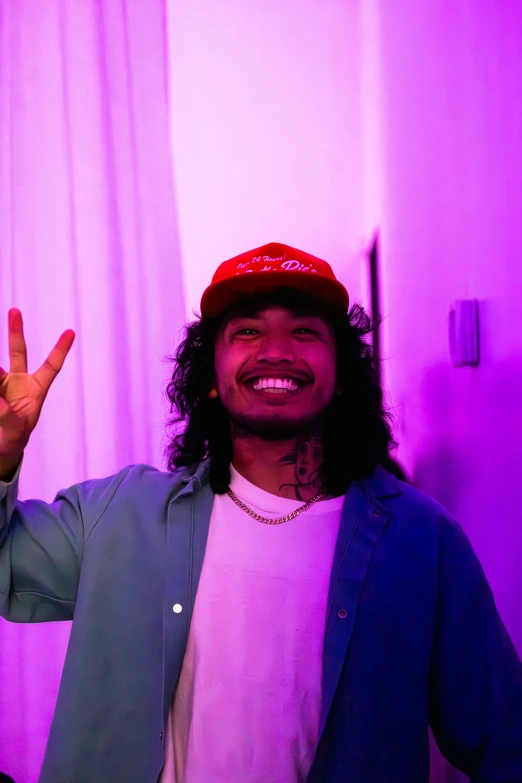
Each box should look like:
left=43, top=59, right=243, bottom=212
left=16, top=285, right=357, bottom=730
left=8, top=308, right=28, bottom=374
left=34, top=330, right=76, bottom=392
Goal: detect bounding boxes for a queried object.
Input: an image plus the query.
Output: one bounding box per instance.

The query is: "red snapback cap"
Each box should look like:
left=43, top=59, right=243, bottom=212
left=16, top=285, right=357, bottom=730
left=200, top=242, right=349, bottom=318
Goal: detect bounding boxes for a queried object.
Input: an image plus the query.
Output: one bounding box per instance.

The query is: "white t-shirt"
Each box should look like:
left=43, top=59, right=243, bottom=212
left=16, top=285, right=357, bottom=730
left=160, top=466, right=344, bottom=783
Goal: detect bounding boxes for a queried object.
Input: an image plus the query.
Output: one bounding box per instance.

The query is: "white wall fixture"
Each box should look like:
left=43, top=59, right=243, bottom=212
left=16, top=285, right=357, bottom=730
left=448, top=299, right=480, bottom=367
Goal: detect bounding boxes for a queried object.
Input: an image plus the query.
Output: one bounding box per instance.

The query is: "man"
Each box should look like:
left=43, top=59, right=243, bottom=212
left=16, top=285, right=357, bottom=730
left=1, top=242, right=521, bottom=783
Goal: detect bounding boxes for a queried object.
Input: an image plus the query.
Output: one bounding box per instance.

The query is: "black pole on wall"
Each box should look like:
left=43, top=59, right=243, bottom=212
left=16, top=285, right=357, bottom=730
left=368, top=233, right=381, bottom=387
left=367, top=233, right=408, bottom=483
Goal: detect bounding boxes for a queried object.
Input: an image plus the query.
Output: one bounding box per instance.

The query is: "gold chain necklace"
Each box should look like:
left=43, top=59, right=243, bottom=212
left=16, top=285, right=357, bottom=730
left=227, top=487, right=324, bottom=525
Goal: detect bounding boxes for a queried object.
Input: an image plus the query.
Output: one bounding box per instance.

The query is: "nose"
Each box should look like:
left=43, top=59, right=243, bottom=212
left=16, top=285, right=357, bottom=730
left=255, top=332, right=295, bottom=364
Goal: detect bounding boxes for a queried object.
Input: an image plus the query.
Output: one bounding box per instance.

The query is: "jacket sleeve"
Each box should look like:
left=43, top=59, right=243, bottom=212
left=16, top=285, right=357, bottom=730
left=429, top=515, right=522, bottom=781
left=0, top=458, right=129, bottom=623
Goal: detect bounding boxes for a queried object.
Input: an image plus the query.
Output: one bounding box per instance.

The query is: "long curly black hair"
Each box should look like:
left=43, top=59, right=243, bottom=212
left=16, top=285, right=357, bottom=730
left=164, top=287, right=400, bottom=495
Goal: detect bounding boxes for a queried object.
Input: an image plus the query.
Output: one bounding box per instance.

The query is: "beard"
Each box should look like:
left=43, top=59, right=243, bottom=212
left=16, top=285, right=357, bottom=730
left=228, top=409, right=326, bottom=442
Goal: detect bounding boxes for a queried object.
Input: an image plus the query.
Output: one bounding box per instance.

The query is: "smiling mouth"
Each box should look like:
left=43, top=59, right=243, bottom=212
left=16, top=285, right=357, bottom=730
left=247, top=377, right=304, bottom=393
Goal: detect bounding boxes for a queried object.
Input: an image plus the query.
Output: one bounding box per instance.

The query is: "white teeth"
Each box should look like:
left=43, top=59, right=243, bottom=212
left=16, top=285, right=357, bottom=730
left=252, top=377, right=299, bottom=391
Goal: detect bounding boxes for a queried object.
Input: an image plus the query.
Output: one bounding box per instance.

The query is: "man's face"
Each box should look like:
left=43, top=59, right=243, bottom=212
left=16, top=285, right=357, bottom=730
left=214, top=304, right=337, bottom=439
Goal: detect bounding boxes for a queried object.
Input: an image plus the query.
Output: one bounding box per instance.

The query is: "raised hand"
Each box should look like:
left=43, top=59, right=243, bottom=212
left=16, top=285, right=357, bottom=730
left=0, top=309, right=75, bottom=468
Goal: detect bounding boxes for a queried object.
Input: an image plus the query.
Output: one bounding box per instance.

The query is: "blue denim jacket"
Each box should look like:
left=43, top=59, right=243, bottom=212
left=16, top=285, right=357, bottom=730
left=1, top=458, right=522, bottom=782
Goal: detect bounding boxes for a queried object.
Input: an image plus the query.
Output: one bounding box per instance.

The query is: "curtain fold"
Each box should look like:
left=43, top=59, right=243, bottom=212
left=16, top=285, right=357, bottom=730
left=0, top=2, right=183, bottom=780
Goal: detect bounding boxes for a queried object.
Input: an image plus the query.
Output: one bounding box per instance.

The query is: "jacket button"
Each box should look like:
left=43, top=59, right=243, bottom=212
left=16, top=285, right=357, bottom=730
left=338, top=609, right=348, bottom=619
left=173, top=603, right=183, bottom=613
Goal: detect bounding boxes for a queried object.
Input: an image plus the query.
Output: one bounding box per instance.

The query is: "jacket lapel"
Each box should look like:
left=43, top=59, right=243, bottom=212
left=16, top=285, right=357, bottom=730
left=319, top=466, right=402, bottom=737
left=162, top=461, right=213, bottom=725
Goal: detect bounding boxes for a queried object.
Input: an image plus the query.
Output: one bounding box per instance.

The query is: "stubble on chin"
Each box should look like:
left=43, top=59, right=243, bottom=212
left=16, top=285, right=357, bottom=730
left=222, top=379, right=333, bottom=445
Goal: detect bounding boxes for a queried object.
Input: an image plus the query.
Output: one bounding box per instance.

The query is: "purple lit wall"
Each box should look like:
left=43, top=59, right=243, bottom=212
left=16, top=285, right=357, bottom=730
left=375, top=0, right=522, bottom=652
left=165, top=0, right=368, bottom=316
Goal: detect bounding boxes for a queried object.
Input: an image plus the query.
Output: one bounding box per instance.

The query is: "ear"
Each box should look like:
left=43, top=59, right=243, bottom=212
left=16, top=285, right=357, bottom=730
left=208, top=388, right=218, bottom=399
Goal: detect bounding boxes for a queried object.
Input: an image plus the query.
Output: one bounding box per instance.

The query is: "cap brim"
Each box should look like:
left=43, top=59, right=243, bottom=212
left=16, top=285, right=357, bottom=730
left=200, top=271, right=349, bottom=318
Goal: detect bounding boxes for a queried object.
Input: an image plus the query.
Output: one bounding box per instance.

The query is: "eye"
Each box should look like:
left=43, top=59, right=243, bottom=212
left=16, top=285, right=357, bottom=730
left=234, top=328, right=260, bottom=336
left=294, top=327, right=318, bottom=335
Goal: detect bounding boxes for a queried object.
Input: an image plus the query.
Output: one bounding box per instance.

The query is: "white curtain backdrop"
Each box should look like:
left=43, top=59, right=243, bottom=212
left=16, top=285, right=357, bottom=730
left=0, top=1, right=184, bottom=780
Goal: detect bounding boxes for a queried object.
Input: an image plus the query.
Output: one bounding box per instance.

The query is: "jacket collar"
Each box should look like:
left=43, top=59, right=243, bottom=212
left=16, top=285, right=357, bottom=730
left=354, top=463, right=403, bottom=503
left=172, top=458, right=212, bottom=500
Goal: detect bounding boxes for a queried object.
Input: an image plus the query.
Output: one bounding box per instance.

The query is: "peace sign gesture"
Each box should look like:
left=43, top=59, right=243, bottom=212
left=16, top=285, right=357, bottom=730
left=0, top=309, right=75, bottom=471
